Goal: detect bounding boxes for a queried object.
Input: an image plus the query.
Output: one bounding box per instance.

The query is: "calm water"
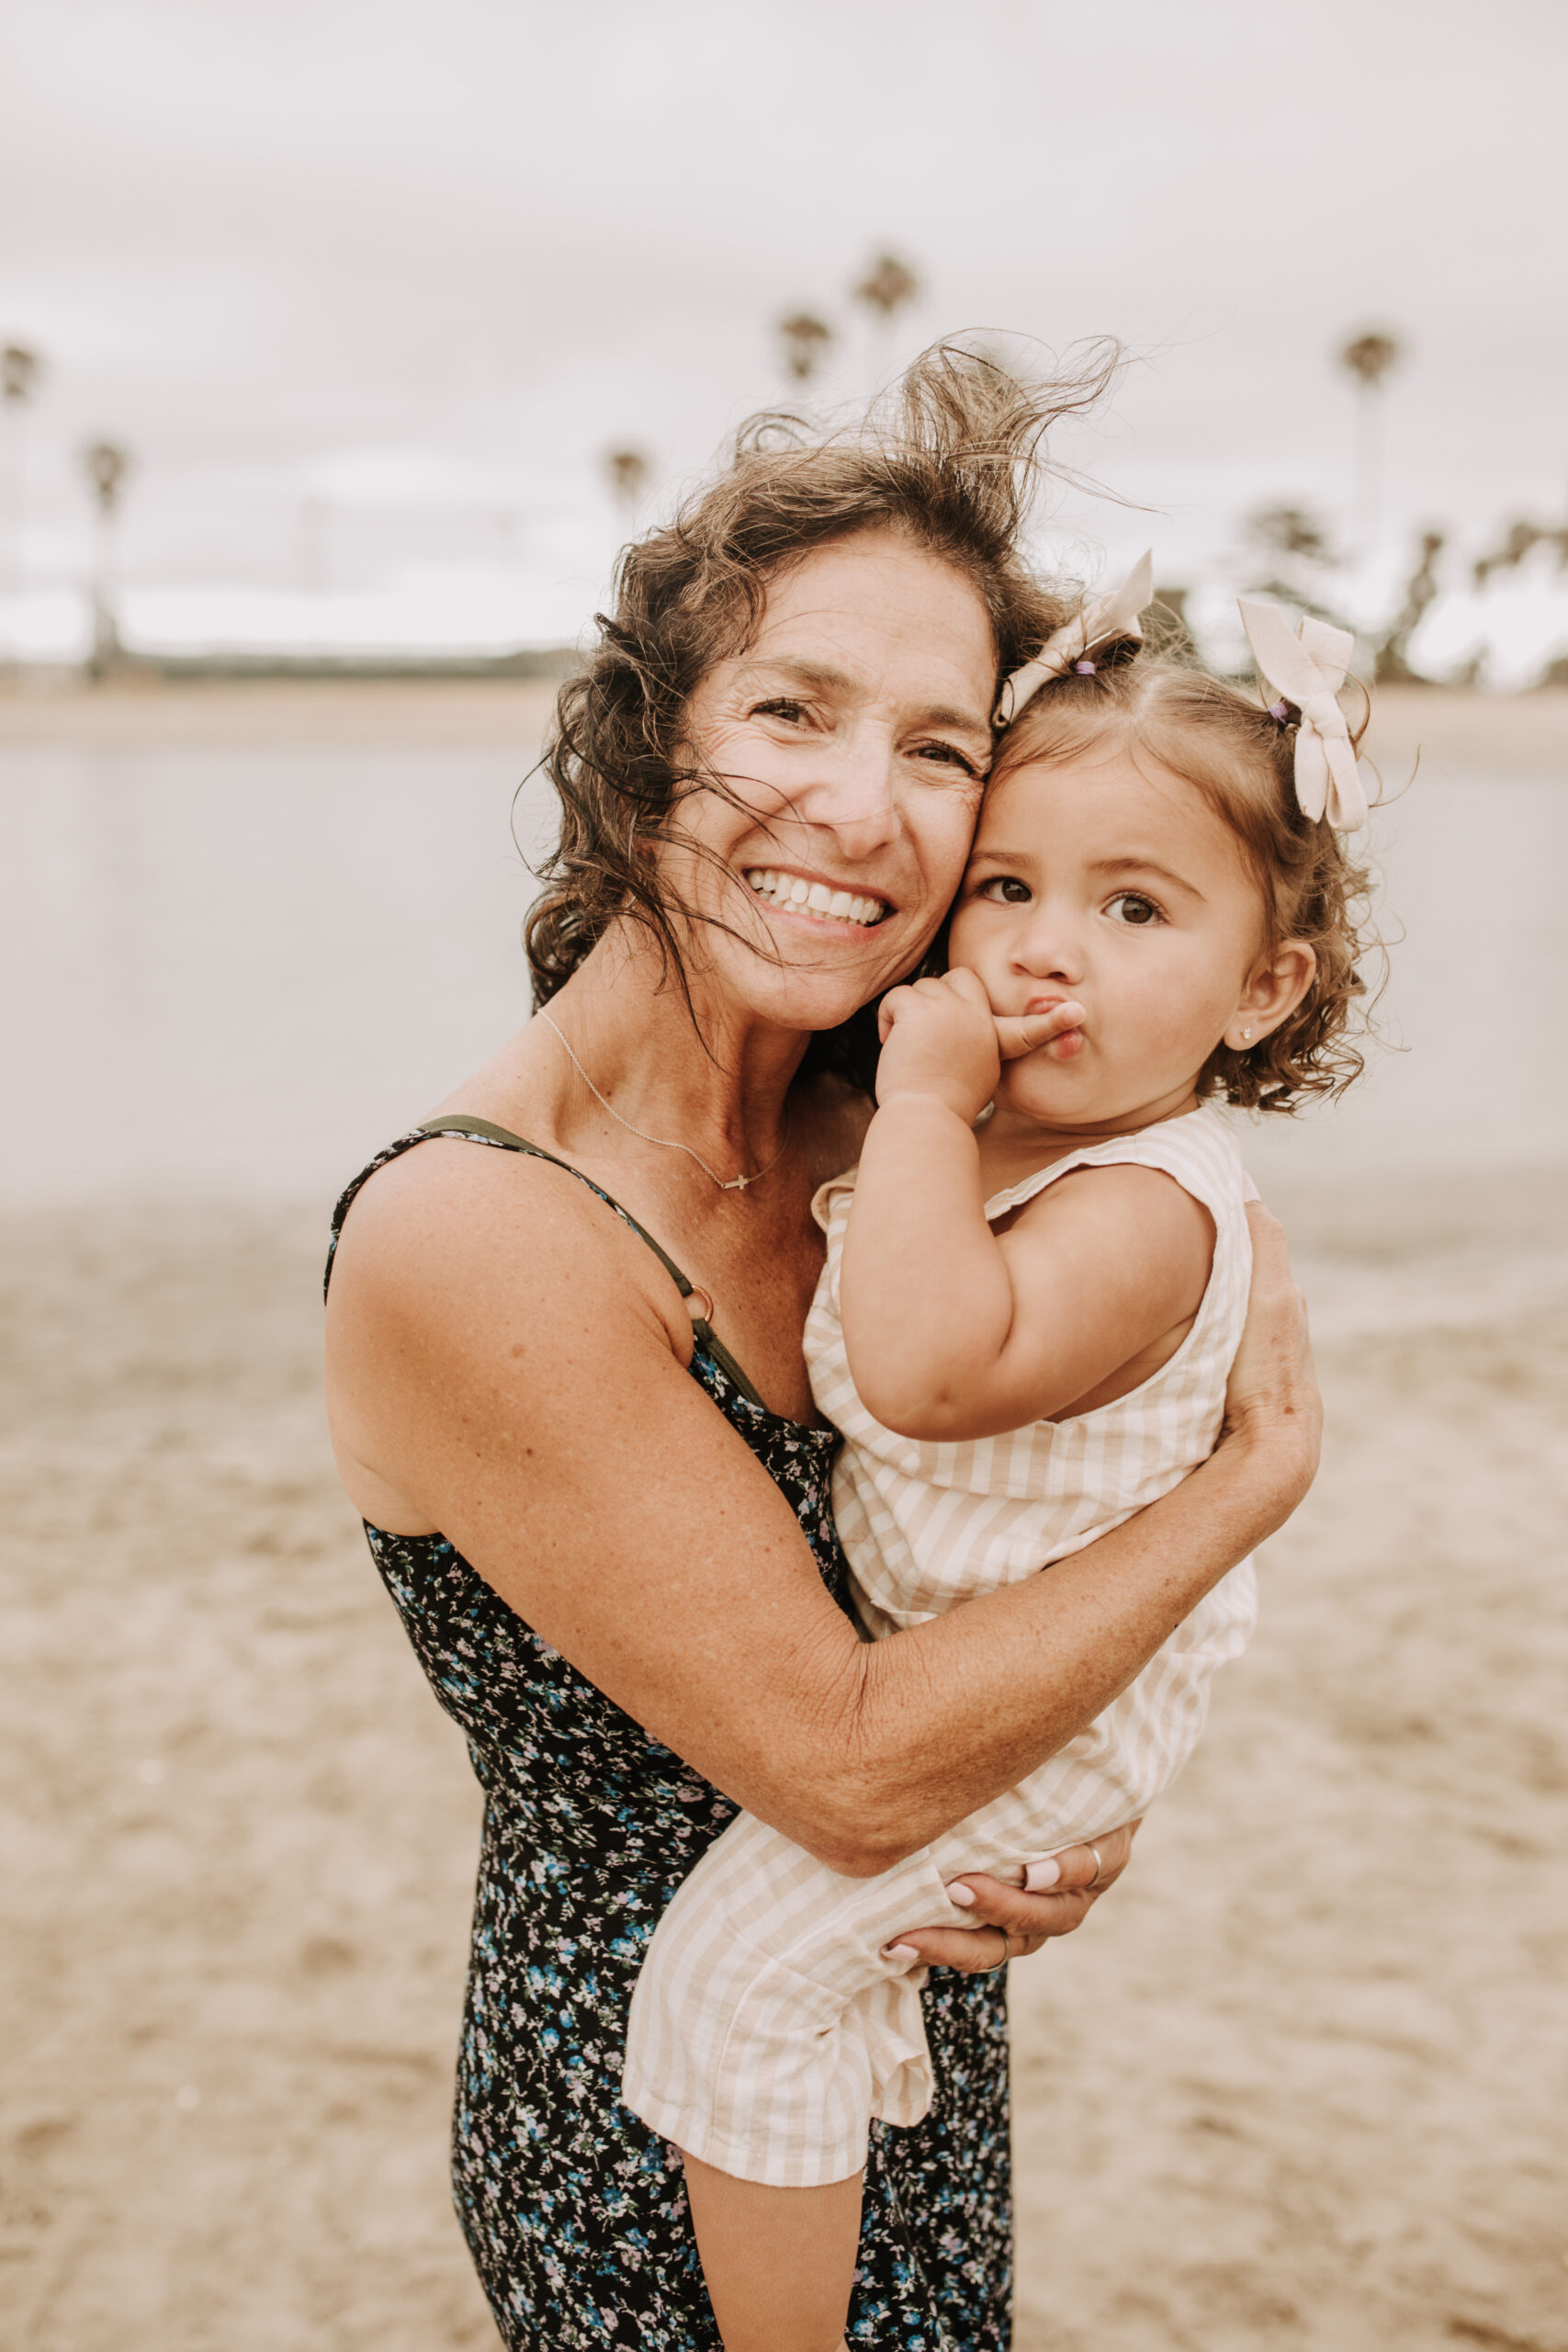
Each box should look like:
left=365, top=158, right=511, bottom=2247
left=5, top=743, right=1565, bottom=1200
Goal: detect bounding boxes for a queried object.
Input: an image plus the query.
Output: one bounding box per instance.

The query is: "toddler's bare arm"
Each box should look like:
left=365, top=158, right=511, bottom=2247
left=841, top=973, right=1212, bottom=1442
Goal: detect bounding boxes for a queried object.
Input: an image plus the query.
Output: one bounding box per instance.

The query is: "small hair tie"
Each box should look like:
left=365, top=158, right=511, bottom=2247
left=995, top=549, right=1155, bottom=726
left=1267, top=699, right=1290, bottom=723
left=1238, top=599, right=1368, bottom=831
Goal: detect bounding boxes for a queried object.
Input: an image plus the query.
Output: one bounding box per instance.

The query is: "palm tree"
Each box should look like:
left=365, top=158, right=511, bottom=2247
left=1247, top=503, right=1338, bottom=565
left=1472, top=519, right=1542, bottom=589
left=1337, top=328, right=1404, bottom=553
left=82, top=439, right=131, bottom=676
left=3, top=343, right=42, bottom=633
left=852, top=253, right=920, bottom=379
left=1, top=345, right=38, bottom=403
left=777, top=312, right=833, bottom=384
left=1472, top=514, right=1568, bottom=589
left=1375, top=529, right=1445, bottom=682
left=1241, top=502, right=1352, bottom=627
left=604, top=447, right=650, bottom=514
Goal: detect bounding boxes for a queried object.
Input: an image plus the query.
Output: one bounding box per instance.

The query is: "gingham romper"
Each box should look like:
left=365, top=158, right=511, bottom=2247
left=622, top=1105, right=1258, bottom=2189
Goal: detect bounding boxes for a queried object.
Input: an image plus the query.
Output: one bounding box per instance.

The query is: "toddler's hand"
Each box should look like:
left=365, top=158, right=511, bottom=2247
left=994, top=999, right=1088, bottom=1062
left=876, top=971, right=1088, bottom=1122
left=875, top=970, right=1005, bottom=1122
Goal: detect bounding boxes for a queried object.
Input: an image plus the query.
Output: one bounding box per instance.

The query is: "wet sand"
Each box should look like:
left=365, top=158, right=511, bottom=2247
left=4, top=1174, right=1565, bottom=2352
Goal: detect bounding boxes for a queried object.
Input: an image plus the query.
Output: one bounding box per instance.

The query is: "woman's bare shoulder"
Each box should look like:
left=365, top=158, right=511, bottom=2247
left=328, top=1128, right=691, bottom=1348
left=324, top=1131, right=699, bottom=1529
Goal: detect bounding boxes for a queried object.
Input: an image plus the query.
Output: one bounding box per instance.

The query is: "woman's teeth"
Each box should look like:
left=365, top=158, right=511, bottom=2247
left=743, top=869, right=886, bottom=926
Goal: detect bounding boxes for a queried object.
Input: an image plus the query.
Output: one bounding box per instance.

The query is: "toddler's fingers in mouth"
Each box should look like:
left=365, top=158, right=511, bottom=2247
left=995, top=1000, right=1086, bottom=1060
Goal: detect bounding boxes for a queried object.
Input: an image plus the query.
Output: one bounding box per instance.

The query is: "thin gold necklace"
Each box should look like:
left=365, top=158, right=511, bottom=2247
left=536, top=1011, right=790, bottom=1195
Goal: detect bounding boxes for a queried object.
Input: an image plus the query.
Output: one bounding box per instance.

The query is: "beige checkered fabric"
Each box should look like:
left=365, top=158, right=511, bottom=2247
left=622, top=1107, right=1258, bottom=2188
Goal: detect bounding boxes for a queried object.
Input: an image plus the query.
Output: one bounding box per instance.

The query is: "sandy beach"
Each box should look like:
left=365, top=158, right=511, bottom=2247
left=5, top=681, right=1566, bottom=2350
left=6, top=1188, right=1564, bottom=2352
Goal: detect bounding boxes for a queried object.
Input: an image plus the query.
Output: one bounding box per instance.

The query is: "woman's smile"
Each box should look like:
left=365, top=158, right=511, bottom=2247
left=742, top=864, right=890, bottom=929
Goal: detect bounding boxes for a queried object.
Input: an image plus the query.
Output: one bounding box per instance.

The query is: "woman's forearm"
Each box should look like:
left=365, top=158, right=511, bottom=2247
left=803, top=1196, right=1317, bottom=1871
left=817, top=1420, right=1310, bottom=1872
left=332, top=1152, right=1316, bottom=1879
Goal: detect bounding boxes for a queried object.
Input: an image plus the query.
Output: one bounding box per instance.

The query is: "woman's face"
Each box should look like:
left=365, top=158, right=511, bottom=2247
left=665, top=529, right=996, bottom=1038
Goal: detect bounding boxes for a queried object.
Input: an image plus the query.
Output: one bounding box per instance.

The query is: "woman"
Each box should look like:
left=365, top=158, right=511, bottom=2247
left=323, top=351, right=1319, bottom=2350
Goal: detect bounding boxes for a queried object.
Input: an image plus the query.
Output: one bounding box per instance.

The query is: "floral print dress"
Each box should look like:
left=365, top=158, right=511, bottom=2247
left=328, top=1124, right=1013, bottom=2351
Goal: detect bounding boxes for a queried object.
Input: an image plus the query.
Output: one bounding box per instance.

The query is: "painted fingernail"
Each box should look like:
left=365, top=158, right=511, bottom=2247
left=944, top=1880, right=977, bottom=1907
left=1023, top=1858, right=1062, bottom=1891
left=882, top=1943, right=920, bottom=1961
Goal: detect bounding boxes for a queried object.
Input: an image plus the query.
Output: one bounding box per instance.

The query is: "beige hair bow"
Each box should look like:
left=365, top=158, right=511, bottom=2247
left=994, top=548, right=1155, bottom=727
left=1237, top=598, right=1369, bottom=832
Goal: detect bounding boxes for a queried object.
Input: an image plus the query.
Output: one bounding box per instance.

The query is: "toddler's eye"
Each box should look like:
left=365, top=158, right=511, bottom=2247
left=976, top=875, right=1032, bottom=905
left=1106, top=891, right=1163, bottom=927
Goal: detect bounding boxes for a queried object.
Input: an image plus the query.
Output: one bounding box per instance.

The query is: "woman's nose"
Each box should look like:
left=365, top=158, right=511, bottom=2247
left=787, top=737, right=901, bottom=858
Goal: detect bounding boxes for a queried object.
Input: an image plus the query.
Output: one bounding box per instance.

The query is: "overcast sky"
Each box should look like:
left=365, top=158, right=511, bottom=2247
left=2, top=0, right=1564, bottom=661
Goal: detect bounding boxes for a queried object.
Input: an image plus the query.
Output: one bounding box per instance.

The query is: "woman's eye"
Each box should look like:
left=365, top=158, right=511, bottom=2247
left=914, top=741, right=980, bottom=777
left=1106, top=891, right=1163, bottom=927
left=976, top=875, right=1032, bottom=905
left=751, top=697, right=807, bottom=724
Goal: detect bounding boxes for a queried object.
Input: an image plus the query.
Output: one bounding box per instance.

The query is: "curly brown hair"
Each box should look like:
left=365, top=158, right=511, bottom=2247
left=989, top=642, right=1381, bottom=1112
left=523, top=342, right=1122, bottom=1080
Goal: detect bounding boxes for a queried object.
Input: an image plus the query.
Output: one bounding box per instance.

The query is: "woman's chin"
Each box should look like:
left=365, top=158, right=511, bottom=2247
left=761, top=972, right=888, bottom=1041
left=713, top=931, right=921, bottom=1044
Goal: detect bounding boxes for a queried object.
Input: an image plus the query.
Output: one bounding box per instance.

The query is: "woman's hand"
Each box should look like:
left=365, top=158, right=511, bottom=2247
left=1219, top=1202, right=1321, bottom=1521
left=884, top=1825, right=1140, bottom=1973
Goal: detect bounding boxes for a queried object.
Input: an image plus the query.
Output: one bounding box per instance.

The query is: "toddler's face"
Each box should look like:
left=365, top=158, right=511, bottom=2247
left=946, top=744, right=1269, bottom=1134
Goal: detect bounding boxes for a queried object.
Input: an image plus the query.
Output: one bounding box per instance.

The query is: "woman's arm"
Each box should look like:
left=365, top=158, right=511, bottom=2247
left=327, top=1143, right=1316, bottom=1880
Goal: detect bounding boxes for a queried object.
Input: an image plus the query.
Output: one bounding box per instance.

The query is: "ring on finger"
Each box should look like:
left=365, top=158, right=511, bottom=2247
left=983, top=1925, right=1010, bottom=1972
left=1085, top=1845, right=1104, bottom=1890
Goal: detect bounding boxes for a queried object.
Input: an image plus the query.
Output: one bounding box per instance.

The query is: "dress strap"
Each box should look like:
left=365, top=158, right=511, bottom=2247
left=326, top=1116, right=769, bottom=1411
left=416, top=1114, right=700, bottom=1296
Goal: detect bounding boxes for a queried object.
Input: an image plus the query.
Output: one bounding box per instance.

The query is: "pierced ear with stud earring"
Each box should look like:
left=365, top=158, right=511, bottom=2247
left=1240, top=1028, right=1253, bottom=1044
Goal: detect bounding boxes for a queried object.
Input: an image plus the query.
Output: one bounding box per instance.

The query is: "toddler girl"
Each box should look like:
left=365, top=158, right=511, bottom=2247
left=621, top=571, right=1376, bottom=2351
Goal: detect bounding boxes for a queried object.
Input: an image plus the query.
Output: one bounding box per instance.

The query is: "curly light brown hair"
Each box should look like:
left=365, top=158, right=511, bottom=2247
left=523, top=342, right=1122, bottom=1079
left=989, top=640, right=1381, bottom=1112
